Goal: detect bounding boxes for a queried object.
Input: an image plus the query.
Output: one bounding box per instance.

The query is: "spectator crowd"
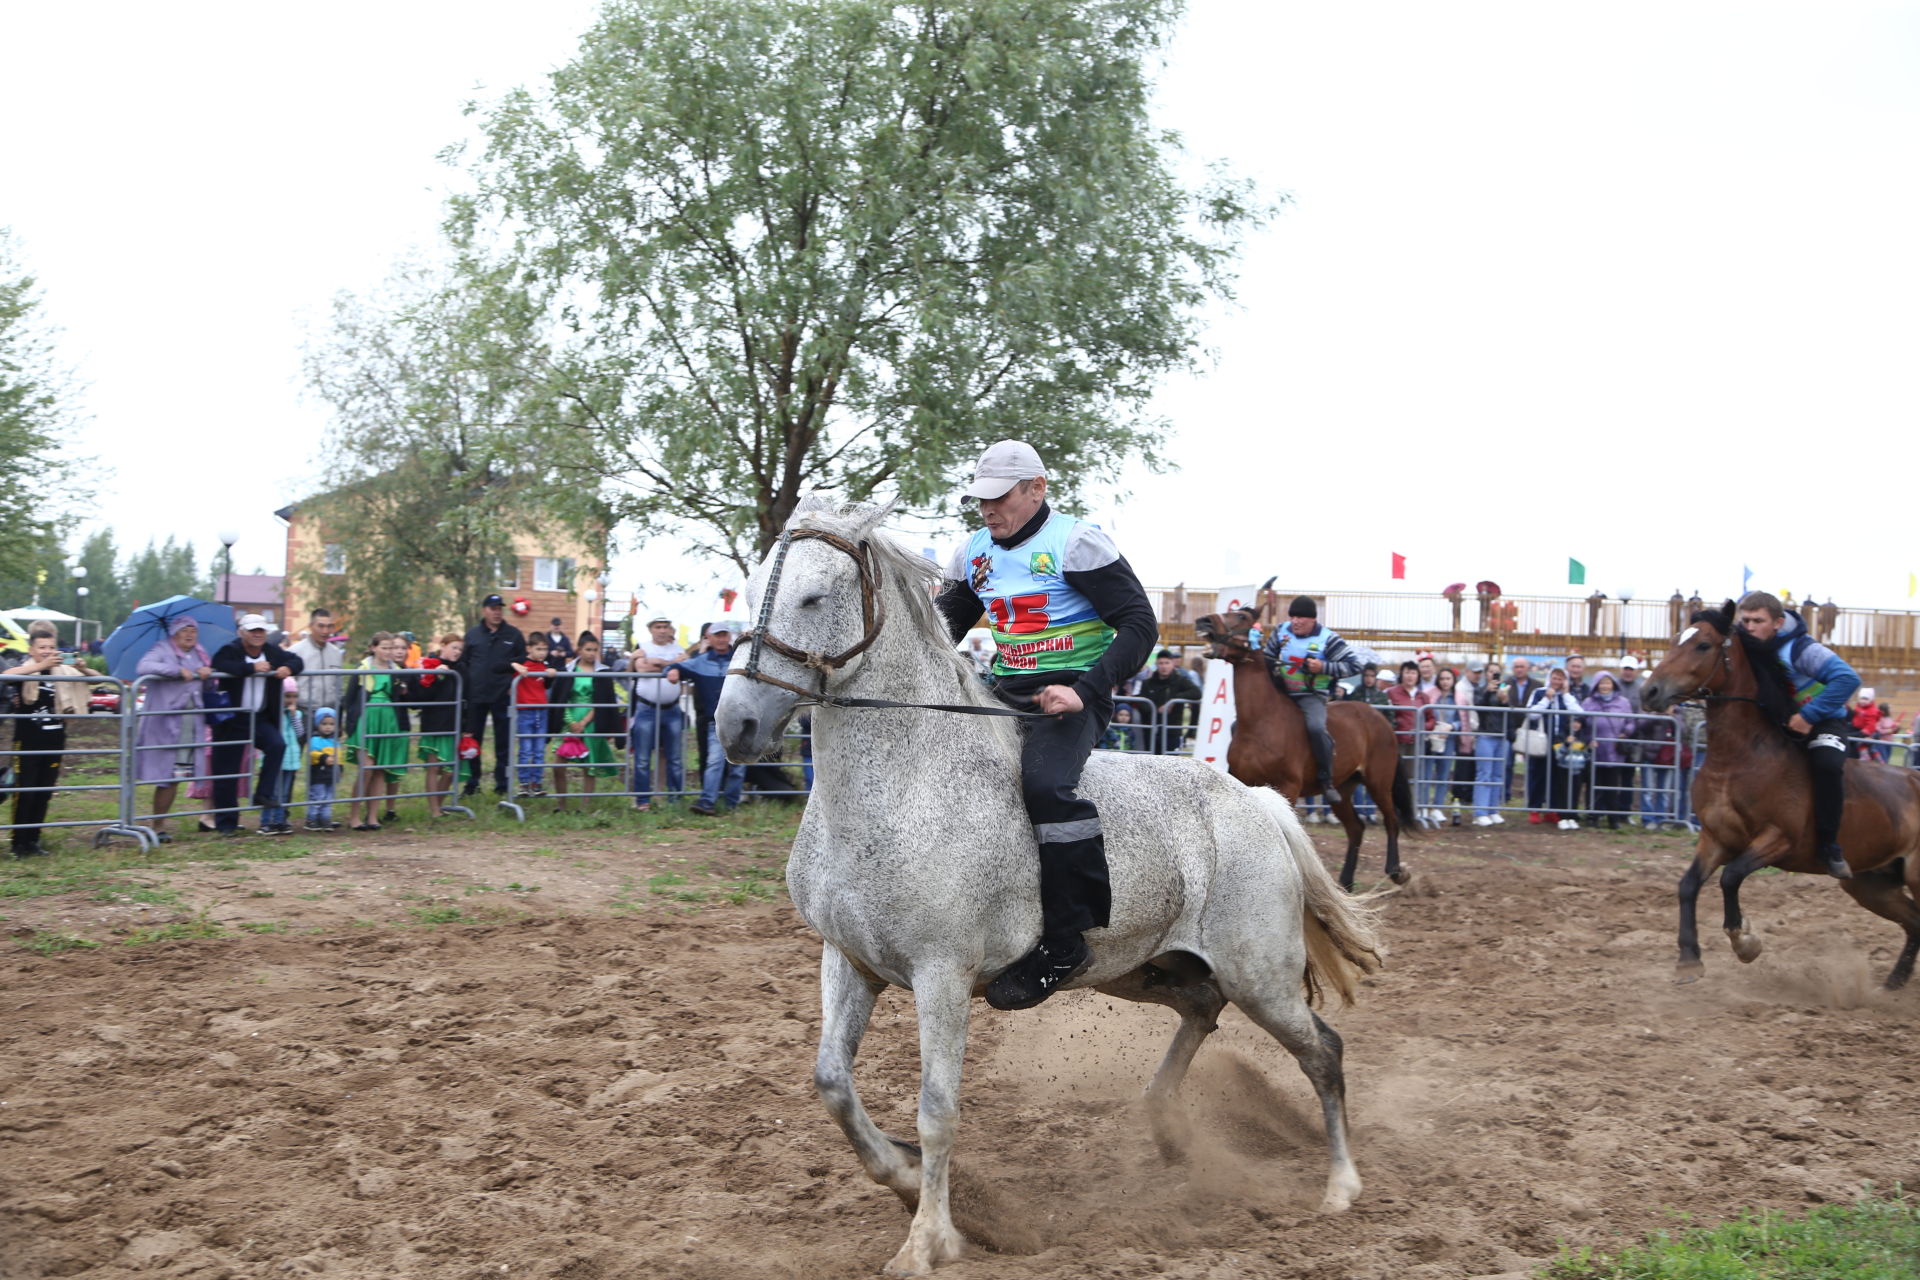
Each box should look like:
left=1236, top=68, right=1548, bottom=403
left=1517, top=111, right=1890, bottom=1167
left=5, top=598, right=1919, bottom=854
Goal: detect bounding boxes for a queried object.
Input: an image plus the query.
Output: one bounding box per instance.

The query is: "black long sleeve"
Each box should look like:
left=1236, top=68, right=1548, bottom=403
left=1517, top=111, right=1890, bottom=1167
left=1062, top=556, right=1158, bottom=704
left=934, top=581, right=985, bottom=644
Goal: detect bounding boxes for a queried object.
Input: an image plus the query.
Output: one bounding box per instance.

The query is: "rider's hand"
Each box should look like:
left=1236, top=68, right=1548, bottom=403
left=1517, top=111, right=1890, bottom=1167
left=1305, top=658, right=1324, bottom=674
left=1788, top=713, right=1812, bottom=735
left=1037, top=684, right=1083, bottom=716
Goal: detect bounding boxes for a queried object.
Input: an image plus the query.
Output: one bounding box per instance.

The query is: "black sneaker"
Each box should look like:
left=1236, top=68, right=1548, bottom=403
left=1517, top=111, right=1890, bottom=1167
left=11, top=844, right=49, bottom=859
left=303, top=822, right=326, bottom=832
left=1820, top=844, right=1851, bottom=879
left=985, top=936, right=1093, bottom=1011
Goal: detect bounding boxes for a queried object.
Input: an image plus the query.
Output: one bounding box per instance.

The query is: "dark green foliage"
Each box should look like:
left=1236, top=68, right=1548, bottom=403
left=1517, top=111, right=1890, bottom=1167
left=0, top=229, right=84, bottom=600
left=453, top=0, right=1262, bottom=568
left=1548, top=1194, right=1920, bottom=1279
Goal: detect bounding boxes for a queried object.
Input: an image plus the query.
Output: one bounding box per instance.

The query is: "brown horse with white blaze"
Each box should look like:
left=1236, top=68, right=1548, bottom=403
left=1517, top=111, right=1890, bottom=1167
left=1641, top=602, right=1920, bottom=988
left=1194, top=604, right=1414, bottom=891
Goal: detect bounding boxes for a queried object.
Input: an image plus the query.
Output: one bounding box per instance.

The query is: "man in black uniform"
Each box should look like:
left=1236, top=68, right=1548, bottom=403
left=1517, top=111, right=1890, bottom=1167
left=934, top=441, right=1158, bottom=1010
left=454, top=593, right=527, bottom=795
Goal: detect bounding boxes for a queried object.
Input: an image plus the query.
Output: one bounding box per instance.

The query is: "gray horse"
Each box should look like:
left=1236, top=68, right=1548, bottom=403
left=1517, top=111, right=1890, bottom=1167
left=717, top=497, right=1384, bottom=1276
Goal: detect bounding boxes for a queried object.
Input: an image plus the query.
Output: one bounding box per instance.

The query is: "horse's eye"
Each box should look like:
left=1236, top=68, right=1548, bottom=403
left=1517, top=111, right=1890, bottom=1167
left=1694, top=643, right=1711, bottom=652
left=800, top=595, right=823, bottom=609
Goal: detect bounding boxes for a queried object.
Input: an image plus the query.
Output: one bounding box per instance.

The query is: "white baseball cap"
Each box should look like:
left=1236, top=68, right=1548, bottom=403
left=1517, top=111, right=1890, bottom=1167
left=706, top=619, right=735, bottom=635
left=1619, top=654, right=1642, bottom=670
left=961, top=440, right=1045, bottom=500
left=237, top=613, right=270, bottom=632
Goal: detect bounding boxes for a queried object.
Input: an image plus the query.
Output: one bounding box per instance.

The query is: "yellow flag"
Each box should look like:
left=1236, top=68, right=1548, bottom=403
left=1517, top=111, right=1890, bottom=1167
left=1909, top=572, right=1916, bottom=599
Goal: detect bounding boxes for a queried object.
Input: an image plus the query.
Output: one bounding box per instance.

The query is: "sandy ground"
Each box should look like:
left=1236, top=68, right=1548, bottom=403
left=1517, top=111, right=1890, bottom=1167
left=3, top=817, right=1918, bottom=1279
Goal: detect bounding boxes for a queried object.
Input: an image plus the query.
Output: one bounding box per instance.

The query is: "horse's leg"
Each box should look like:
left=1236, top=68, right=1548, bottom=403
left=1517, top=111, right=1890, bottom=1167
left=1677, top=834, right=1734, bottom=982
left=1329, top=791, right=1365, bottom=891
left=1837, top=862, right=1920, bottom=990
left=1228, top=988, right=1361, bottom=1212
left=1720, top=845, right=1773, bottom=964
left=1096, top=961, right=1226, bottom=1161
left=1375, top=746, right=1411, bottom=886
left=814, top=945, right=923, bottom=1206
left=886, top=969, right=971, bottom=1277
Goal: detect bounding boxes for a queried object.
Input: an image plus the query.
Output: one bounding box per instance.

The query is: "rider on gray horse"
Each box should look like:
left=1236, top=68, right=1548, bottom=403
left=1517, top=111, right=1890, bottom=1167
left=934, top=441, right=1158, bottom=1010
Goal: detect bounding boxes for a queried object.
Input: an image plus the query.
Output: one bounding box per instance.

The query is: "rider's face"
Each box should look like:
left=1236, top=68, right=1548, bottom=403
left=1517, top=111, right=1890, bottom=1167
left=1289, top=616, right=1315, bottom=636
left=978, top=477, right=1046, bottom=540
left=1737, top=609, right=1779, bottom=642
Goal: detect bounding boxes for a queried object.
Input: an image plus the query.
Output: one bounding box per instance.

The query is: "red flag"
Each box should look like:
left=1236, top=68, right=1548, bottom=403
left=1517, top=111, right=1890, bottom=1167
left=1390, top=552, right=1406, bottom=580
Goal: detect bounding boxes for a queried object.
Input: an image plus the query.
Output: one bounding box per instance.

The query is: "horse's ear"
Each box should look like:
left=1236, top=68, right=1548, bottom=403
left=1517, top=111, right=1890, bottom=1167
left=851, top=491, right=900, bottom=539
left=1715, top=599, right=1737, bottom=632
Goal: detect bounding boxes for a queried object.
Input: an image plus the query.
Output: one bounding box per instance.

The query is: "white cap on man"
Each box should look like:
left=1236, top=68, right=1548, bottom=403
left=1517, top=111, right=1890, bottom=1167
left=706, top=619, right=734, bottom=636
left=1619, top=654, right=1642, bottom=670
left=237, top=613, right=270, bottom=632
left=961, top=440, right=1045, bottom=500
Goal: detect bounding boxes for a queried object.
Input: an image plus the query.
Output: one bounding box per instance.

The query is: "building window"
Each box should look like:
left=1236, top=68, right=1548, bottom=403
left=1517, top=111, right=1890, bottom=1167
left=534, top=556, right=576, bottom=593
left=498, top=556, right=519, bottom=590
left=322, top=544, right=346, bottom=575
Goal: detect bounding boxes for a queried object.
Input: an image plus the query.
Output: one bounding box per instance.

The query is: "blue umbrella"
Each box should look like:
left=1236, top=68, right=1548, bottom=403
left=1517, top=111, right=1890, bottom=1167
left=103, top=596, right=236, bottom=680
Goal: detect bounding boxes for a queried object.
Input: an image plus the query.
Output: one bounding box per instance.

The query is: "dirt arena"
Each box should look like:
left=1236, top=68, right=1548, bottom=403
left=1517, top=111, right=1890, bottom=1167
left=4, top=817, right=1917, bottom=1279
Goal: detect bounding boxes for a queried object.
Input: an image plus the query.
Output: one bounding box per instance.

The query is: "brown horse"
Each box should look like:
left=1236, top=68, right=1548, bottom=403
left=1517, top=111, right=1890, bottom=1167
left=1641, top=602, right=1920, bottom=988
left=1194, top=604, right=1413, bottom=891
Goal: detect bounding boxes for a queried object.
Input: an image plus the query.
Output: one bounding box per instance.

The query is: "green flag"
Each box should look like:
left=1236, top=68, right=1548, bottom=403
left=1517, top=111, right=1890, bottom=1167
left=1568, top=557, right=1586, bottom=586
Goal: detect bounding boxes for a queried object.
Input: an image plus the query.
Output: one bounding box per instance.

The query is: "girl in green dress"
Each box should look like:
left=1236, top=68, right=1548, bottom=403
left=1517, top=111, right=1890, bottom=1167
left=555, top=632, right=622, bottom=810
left=346, top=632, right=412, bottom=829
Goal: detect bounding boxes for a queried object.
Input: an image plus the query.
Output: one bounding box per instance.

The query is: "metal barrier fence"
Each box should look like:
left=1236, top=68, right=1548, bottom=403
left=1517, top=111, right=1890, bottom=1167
left=2, top=673, right=148, bottom=851
left=499, top=669, right=813, bottom=822
left=1403, top=701, right=1687, bottom=828
left=125, top=666, right=475, bottom=846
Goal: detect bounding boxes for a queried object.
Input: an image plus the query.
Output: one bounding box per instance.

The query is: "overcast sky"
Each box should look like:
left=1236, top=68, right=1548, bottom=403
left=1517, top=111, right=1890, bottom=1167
left=2, top=2, right=1916, bottom=620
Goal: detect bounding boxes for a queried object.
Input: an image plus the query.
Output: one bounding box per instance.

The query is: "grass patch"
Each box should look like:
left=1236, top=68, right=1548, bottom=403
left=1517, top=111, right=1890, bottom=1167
left=88, top=879, right=180, bottom=905
left=647, top=872, right=688, bottom=894
left=122, top=918, right=228, bottom=946
left=22, top=931, right=100, bottom=954
left=407, top=905, right=466, bottom=925
left=1546, top=1192, right=1920, bottom=1279
left=237, top=920, right=288, bottom=935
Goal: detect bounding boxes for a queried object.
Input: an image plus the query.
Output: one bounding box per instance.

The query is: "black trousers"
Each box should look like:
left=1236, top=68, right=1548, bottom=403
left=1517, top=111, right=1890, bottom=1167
left=462, top=696, right=513, bottom=792
left=1007, top=686, right=1113, bottom=940
left=211, top=708, right=285, bottom=831
left=9, top=729, right=65, bottom=850
left=1804, top=716, right=1850, bottom=848
left=1292, top=693, right=1335, bottom=785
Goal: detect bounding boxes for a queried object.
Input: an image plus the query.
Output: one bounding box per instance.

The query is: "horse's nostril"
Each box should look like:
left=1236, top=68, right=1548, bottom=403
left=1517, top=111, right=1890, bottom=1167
left=739, top=717, right=759, bottom=744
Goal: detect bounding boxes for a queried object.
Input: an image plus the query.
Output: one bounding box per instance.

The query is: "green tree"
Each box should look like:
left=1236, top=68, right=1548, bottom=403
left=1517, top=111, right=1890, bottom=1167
left=0, top=229, right=84, bottom=598
left=124, top=537, right=206, bottom=610
left=299, top=258, right=606, bottom=637
left=455, top=0, right=1260, bottom=569
left=36, top=528, right=128, bottom=634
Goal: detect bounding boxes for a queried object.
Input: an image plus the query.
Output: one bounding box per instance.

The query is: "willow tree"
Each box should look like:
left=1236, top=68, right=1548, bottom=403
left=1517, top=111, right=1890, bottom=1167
left=300, top=258, right=606, bottom=636
left=0, top=230, right=84, bottom=602
left=454, top=0, right=1259, bottom=569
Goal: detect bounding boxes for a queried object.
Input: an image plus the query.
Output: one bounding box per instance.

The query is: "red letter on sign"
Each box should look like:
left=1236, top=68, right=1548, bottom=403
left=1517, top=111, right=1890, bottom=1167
left=1208, top=717, right=1223, bottom=737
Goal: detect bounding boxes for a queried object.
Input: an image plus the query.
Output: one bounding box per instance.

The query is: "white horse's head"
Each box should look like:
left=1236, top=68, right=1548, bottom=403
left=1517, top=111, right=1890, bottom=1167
left=717, top=494, right=897, bottom=762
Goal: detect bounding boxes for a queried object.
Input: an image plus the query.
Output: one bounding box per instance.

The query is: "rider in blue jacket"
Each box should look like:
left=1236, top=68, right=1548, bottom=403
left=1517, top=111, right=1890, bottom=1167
left=1262, top=596, right=1365, bottom=804
left=1736, top=591, right=1858, bottom=877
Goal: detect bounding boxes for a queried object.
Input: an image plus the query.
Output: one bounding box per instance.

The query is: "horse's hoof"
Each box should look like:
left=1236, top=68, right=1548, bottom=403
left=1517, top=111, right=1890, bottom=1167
left=1674, top=960, right=1705, bottom=984
left=1727, top=928, right=1762, bottom=964
left=1388, top=867, right=1412, bottom=887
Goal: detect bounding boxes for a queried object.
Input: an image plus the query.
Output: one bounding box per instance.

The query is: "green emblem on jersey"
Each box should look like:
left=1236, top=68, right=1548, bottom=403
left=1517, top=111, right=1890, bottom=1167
left=1030, top=551, right=1056, bottom=575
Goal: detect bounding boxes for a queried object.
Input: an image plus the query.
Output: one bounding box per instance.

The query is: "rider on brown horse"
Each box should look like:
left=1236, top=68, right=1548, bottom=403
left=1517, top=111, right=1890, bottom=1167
left=1263, top=595, right=1365, bottom=806
left=1734, top=590, right=1857, bottom=878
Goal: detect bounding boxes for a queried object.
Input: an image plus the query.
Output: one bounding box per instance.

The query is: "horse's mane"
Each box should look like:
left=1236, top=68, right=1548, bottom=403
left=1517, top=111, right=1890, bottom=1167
left=1691, top=601, right=1801, bottom=728
left=787, top=499, right=1013, bottom=737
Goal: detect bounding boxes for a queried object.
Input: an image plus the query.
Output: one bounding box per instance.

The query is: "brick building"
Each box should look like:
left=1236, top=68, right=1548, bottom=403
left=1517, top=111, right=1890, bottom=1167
left=274, top=502, right=606, bottom=643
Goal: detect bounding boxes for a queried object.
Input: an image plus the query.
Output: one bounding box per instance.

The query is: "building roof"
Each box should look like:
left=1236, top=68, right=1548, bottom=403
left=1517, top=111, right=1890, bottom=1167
left=223, top=574, right=284, bottom=604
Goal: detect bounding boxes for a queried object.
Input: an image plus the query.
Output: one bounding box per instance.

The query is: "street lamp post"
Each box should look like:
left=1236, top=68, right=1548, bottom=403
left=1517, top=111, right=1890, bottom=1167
left=218, top=529, right=240, bottom=611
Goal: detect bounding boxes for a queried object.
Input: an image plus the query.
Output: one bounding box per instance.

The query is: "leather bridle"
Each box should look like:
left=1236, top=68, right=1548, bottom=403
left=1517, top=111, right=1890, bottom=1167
left=733, top=528, right=886, bottom=702
left=727, top=527, right=1050, bottom=719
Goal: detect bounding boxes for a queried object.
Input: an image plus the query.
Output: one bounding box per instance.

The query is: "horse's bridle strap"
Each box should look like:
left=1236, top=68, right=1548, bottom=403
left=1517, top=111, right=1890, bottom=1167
left=729, top=526, right=1051, bottom=720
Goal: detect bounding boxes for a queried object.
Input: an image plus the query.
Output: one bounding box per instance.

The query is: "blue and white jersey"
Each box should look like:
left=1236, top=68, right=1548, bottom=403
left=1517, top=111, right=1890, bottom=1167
left=946, top=512, right=1119, bottom=676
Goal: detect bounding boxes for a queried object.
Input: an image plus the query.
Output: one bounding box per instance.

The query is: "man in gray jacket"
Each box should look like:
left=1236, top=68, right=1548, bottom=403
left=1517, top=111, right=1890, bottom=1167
left=286, top=608, right=345, bottom=713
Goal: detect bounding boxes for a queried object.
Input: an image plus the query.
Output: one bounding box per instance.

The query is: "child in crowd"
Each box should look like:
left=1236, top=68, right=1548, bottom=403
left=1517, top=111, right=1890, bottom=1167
left=345, top=631, right=412, bottom=830
left=511, top=633, right=552, bottom=797
left=417, top=634, right=464, bottom=817
left=306, top=707, right=340, bottom=831
left=259, top=677, right=303, bottom=836
left=556, top=631, right=621, bottom=810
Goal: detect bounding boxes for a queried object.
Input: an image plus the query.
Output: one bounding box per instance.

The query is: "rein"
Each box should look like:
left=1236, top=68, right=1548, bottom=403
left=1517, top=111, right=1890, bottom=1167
left=729, top=527, right=1053, bottom=721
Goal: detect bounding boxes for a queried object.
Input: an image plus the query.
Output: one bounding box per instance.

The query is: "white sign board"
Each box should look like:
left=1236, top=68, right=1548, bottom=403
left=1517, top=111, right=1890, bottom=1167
left=1194, top=658, right=1237, bottom=772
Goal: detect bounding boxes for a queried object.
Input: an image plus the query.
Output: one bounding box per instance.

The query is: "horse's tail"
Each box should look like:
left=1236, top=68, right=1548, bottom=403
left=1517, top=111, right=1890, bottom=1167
left=1256, top=790, right=1386, bottom=1007
left=1389, top=752, right=1419, bottom=835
